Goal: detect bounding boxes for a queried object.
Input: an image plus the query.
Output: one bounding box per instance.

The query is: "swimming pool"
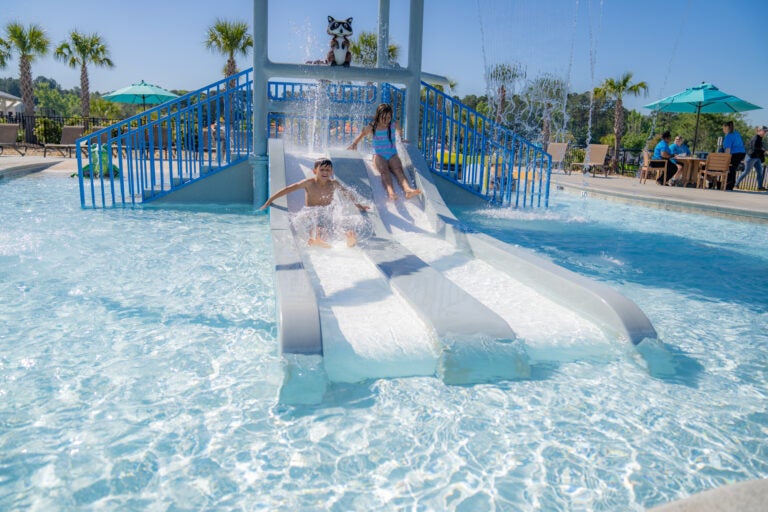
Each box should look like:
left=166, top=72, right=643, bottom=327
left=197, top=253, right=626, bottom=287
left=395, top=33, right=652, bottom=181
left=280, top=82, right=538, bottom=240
left=2, top=172, right=766, bottom=510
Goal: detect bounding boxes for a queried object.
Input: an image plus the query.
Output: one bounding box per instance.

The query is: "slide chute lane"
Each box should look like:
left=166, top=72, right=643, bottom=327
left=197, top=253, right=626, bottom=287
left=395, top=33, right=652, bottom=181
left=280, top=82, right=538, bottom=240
left=267, top=139, right=323, bottom=356
left=330, top=150, right=530, bottom=383
left=397, top=143, right=658, bottom=346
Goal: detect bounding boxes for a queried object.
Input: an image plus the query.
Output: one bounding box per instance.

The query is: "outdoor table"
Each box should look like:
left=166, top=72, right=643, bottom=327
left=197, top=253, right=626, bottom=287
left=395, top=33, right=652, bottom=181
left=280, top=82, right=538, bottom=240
left=674, top=156, right=705, bottom=186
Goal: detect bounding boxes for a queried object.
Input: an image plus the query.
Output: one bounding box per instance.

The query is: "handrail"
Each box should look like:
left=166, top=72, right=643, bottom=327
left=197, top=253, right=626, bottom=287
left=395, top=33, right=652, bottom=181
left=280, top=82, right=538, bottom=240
left=77, top=69, right=253, bottom=208
left=419, top=82, right=551, bottom=207
left=76, top=69, right=550, bottom=209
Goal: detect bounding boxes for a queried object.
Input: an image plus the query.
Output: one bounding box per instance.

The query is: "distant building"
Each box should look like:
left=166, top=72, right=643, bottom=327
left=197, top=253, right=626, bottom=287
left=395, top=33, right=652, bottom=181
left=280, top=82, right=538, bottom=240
left=0, top=90, right=23, bottom=117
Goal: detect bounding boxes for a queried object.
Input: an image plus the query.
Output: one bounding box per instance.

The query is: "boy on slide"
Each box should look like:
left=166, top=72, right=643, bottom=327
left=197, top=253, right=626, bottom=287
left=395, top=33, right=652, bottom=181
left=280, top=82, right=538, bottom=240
left=260, top=157, right=369, bottom=248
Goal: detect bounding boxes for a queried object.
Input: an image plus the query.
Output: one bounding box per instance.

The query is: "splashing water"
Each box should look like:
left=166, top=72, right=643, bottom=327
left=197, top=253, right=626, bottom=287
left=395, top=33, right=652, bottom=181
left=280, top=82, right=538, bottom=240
left=290, top=201, right=373, bottom=247
left=585, top=0, right=604, bottom=145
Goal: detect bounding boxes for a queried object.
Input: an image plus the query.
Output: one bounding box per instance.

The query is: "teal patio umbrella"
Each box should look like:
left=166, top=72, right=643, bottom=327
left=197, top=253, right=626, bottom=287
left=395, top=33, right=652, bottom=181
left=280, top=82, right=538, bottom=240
left=103, top=80, right=179, bottom=111
left=644, top=83, right=761, bottom=153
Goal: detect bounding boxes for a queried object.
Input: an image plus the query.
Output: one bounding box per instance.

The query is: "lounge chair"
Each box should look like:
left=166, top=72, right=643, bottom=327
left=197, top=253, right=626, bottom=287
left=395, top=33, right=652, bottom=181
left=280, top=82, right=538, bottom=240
left=569, top=144, right=610, bottom=177
left=44, top=125, right=84, bottom=157
left=0, top=123, right=27, bottom=156
left=696, top=153, right=731, bottom=190
left=546, top=142, right=568, bottom=172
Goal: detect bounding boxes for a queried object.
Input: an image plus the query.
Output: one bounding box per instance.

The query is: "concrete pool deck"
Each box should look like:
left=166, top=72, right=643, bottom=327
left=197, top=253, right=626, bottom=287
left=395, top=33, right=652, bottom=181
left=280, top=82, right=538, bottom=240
left=552, top=170, right=768, bottom=224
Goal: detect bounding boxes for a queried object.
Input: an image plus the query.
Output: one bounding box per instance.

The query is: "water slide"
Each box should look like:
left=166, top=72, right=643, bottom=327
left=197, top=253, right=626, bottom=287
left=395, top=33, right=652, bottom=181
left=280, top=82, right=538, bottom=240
left=267, top=139, right=657, bottom=401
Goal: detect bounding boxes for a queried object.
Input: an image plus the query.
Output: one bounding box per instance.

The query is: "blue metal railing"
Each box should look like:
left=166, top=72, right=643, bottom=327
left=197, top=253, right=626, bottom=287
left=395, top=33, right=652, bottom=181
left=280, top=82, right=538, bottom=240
left=77, top=69, right=253, bottom=208
left=78, top=71, right=550, bottom=209
left=420, top=83, right=551, bottom=207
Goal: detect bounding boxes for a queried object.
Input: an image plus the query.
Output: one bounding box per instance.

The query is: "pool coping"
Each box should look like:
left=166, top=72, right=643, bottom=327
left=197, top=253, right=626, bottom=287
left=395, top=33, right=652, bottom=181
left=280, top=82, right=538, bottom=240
left=553, top=172, right=768, bottom=224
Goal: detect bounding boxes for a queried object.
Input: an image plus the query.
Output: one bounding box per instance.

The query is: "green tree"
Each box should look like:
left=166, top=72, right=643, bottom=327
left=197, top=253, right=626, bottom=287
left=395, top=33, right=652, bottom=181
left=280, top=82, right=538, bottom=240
left=594, top=72, right=648, bottom=171
left=349, top=31, right=400, bottom=68
left=0, top=22, right=50, bottom=116
left=89, top=96, right=123, bottom=119
left=54, top=31, right=114, bottom=119
left=34, top=81, right=77, bottom=116
left=204, top=19, right=253, bottom=78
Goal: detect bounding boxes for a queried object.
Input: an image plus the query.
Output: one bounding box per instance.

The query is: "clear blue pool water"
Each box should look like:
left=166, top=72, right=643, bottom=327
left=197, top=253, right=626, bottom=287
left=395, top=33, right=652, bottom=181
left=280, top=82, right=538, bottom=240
left=2, top=172, right=767, bottom=511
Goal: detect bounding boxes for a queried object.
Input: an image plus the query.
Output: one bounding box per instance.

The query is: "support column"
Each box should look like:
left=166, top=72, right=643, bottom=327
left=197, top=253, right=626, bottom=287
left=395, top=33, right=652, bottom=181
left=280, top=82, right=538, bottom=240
left=251, top=0, right=269, bottom=208
left=376, top=0, right=390, bottom=69
left=405, top=0, right=424, bottom=143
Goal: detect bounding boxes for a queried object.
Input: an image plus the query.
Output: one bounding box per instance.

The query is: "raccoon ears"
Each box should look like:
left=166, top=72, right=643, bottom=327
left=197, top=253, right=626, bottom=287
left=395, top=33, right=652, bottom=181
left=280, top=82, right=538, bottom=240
left=328, top=15, right=333, bottom=22
left=346, top=17, right=353, bottom=23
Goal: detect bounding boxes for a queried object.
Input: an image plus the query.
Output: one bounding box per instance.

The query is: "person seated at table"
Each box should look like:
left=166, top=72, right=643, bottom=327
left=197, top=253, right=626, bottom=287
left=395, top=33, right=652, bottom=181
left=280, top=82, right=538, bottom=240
left=670, top=136, right=691, bottom=157
left=652, top=131, right=684, bottom=185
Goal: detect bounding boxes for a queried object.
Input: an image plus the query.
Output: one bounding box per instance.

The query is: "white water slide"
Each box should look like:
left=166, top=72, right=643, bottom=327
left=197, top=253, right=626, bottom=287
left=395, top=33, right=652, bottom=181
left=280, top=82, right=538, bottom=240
left=267, top=139, right=656, bottom=401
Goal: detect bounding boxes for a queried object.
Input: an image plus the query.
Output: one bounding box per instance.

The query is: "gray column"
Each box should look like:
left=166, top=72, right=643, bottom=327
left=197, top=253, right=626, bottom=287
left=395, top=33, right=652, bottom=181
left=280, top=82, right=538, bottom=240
left=251, top=0, right=269, bottom=207
left=376, top=0, right=390, bottom=69
left=405, top=0, right=424, bottom=142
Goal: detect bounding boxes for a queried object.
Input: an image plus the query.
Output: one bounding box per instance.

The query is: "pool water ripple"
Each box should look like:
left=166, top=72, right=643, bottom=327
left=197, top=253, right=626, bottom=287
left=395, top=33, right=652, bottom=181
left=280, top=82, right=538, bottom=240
left=1, top=174, right=767, bottom=510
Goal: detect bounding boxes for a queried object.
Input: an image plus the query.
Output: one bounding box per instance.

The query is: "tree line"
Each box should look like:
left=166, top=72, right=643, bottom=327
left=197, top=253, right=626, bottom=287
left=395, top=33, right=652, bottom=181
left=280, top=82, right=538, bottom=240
left=0, top=19, right=253, bottom=121
left=1, top=22, right=754, bottom=159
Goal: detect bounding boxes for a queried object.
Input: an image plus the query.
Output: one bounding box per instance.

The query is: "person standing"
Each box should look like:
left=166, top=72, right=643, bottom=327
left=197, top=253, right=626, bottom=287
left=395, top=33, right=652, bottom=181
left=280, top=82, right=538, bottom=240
left=735, top=125, right=767, bottom=191
left=721, top=121, right=746, bottom=190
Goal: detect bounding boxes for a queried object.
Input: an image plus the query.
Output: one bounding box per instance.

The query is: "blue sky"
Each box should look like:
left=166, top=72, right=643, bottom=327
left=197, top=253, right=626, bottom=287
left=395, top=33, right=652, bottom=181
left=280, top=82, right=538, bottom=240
left=2, top=0, right=766, bottom=126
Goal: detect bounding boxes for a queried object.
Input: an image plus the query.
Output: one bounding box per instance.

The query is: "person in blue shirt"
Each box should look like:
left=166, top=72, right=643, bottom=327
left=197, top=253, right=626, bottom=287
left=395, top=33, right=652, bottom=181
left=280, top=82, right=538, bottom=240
left=721, top=121, right=746, bottom=190
left=652, top=131, right=683, bottom=185
left=669, top=136, right=691, bottom=156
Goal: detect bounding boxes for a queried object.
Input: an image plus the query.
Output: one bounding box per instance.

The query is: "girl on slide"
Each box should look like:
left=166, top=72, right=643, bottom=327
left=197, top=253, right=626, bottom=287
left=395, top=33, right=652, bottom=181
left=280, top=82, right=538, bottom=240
left=348, top=103, right=422, bottom=201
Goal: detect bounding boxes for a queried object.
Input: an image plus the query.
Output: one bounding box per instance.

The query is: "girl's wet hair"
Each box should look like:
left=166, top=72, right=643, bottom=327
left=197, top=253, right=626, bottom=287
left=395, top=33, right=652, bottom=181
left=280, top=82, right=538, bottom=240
left=370, top=103, right=394, bottom=143
left=314, top=158, right=333, bottom=169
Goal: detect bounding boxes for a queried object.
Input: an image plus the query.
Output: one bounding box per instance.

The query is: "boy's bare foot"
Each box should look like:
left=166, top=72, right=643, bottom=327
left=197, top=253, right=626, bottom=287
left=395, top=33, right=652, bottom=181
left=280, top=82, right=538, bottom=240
left=345, top=231, right=357, bottom=247
left=405, top=189, right=422, bottom=199
left=308, top=237, right=332, bottom=248
left=388, top=192, right=399, bottom=201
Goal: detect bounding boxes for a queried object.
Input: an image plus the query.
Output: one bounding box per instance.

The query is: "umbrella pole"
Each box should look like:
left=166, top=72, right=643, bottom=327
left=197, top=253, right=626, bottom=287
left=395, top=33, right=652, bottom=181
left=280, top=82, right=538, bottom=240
left=692, top=105, right=701, bottom=155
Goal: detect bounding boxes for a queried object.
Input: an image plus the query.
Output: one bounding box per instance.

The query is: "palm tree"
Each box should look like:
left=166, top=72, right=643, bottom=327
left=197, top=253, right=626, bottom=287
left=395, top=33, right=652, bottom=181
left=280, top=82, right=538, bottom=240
left=349, top=31, right=400, bottom=68
left=485, top=62, right=526, bottom=125
left=54, top=31, right=114, bottom=119
left=594, top=72, right=648, bottom=172
left=204, top=19, right=253, bottom=78
left=0, top=22, right=50, bottom=117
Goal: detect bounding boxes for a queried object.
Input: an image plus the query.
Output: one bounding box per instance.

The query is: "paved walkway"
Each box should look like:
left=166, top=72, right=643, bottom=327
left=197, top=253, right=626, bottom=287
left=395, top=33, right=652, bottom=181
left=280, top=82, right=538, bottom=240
left=3, top=155, right=767, bottom=223
left=0, top=154, right=74, bottom=178
left=553, top=170, right=768, bottom=223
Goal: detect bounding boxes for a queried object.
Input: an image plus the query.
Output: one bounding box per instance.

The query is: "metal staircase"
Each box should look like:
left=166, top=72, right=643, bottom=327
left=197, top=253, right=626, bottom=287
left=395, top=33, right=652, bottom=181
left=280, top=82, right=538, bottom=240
left=77, top=69, right=550, bottom=209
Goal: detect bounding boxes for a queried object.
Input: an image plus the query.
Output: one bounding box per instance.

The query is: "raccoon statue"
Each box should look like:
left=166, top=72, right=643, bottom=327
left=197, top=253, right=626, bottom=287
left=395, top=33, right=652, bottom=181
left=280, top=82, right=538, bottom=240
left=326, top=16, right=353, bottom=67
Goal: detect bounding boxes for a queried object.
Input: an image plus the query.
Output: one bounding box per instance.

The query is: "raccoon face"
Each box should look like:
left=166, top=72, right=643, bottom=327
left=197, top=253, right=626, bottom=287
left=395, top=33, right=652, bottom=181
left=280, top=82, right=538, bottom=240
left=327, top=16, right=353, bottom=37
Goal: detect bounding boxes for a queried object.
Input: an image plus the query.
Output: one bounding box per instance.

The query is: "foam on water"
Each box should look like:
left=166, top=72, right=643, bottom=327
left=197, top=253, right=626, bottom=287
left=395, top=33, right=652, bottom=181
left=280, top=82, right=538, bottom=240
left=2, top=173, right=768, bottom=511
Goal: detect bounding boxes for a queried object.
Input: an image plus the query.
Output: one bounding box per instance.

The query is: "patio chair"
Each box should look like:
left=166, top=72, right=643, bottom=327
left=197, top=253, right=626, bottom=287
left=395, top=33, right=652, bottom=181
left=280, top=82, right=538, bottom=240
left=546, top=142, right=568, bottom=172
left=696, top=152, right=731, bottom=190
left=0, top=123, right=27, bottom=156
left=569, top=144, right=609, bottom=177
left=44, top=125, right=84, bottom=157
left=639, top=150, right=671, bottom=185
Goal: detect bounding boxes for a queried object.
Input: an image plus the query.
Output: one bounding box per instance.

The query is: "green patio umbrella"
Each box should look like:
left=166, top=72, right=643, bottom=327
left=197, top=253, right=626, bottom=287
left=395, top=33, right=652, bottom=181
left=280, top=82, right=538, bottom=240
left=644, top=83, right=761, bottom=153
left=102, top=80, right=179, bottom=111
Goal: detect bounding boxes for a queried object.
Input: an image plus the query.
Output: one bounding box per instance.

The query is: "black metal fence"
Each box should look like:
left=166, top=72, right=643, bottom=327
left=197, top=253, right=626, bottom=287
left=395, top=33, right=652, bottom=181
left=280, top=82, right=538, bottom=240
left=1, top=113, right=122, bottom=145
